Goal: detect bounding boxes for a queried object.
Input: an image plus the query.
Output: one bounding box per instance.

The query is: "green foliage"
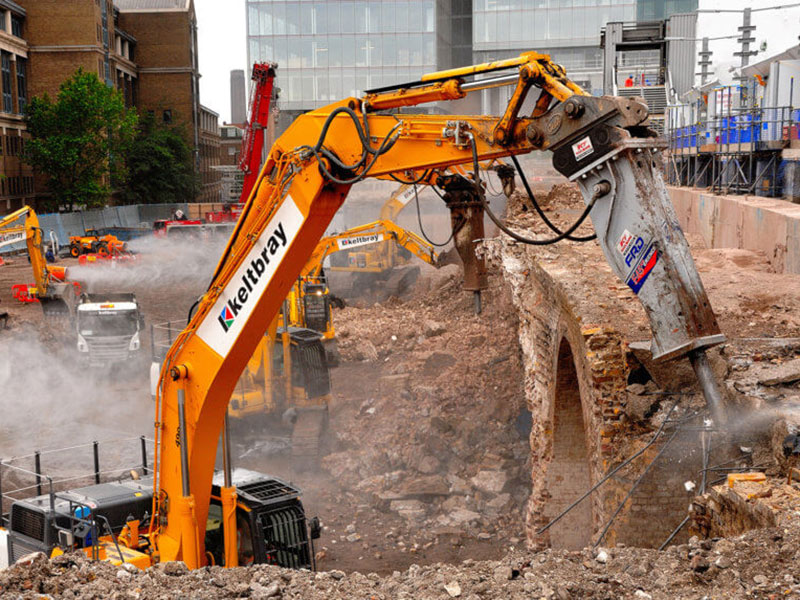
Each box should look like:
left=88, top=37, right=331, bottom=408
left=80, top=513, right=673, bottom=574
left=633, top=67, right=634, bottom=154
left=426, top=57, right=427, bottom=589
left=121, top=111, right=200, bottom=204
left=24, top=69, right=138, bottom=211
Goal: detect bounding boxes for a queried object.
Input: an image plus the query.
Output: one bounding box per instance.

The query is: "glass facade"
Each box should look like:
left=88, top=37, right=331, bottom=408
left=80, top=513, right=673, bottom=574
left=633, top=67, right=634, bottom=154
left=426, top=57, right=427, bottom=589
left=474, top=1, right=636, bottom=50
left=637, top=0, right=696, bottom=21
left=474, top=0, right=697, bottom=100
left=247, top=0, right=443, bottom=111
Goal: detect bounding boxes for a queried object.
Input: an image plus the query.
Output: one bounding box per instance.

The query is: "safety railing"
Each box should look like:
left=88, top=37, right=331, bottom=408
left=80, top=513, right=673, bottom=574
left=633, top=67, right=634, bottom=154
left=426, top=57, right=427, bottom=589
left=0, top=436, right=152, bottom=523
left=150, top=320, right=186, bottom=363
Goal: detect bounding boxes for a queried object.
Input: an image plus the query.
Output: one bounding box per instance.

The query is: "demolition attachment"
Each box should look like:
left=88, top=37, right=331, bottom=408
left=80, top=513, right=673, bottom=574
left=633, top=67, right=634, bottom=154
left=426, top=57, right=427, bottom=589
left=531, top=95, right=727, bottom=424
left=438, top=174, right=489, bottom=315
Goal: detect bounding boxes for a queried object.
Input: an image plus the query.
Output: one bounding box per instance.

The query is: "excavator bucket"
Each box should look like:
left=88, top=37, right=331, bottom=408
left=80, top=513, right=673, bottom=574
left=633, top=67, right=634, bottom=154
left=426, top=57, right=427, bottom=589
left=382, top=264, right=421, bottom=298
left=39, top=282, right=75, bottom=318
left=40, top=297, right=70, bottom=317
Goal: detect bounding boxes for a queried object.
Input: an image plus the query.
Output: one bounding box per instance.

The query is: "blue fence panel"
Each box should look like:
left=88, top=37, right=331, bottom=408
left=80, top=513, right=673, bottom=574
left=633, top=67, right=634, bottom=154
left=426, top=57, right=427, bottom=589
left=2, top=203, right=189, bottom=254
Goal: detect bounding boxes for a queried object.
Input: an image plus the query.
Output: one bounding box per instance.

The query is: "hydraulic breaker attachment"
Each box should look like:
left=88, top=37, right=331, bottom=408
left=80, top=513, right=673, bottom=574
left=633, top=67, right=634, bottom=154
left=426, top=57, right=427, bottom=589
left=438, top=174, right=489, bottom=314
left=532, top=95, right=727, bottom=424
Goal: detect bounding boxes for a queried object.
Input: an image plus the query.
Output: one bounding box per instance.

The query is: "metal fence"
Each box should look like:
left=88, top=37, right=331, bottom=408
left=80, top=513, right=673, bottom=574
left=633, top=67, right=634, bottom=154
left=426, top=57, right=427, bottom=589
left=1, top=203, right=188, bottom=255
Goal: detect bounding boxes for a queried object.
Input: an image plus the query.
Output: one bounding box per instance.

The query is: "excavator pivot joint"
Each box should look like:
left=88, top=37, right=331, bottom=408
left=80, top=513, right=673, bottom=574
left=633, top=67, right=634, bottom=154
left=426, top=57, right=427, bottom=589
left=170, top=364, right=190, bottom=381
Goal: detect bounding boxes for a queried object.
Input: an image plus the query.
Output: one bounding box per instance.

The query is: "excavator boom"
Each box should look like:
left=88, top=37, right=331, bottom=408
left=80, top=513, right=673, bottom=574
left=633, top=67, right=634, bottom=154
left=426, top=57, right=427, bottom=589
left=151, top=51, right=724, bottom=568
left=305, top=218, right=436, bottom=278
left=0, top=206, right=70, bottom=316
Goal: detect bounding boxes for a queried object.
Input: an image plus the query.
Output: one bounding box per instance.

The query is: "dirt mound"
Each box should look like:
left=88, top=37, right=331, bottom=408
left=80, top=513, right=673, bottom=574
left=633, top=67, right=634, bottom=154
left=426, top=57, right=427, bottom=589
left=324, top=267, right=529, bottom=541
left=542, top=182, right=583, bottom=209
left=3, top=519, right=800, bottom=599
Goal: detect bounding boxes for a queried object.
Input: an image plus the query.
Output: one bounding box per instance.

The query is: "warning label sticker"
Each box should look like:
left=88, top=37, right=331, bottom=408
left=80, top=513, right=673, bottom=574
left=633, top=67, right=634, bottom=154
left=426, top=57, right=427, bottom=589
left=572, top=136, right=594, bottom=161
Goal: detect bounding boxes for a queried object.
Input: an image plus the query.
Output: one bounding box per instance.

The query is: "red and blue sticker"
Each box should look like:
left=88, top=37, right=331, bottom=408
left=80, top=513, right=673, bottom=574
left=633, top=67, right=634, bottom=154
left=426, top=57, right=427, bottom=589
left=618, top=229, right=659, bottom=294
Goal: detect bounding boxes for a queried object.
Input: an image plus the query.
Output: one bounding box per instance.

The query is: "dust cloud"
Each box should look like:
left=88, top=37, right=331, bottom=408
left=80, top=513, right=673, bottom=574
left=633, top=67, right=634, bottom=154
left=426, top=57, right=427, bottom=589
left=0, top=334, right=152, bottom=459
left=66, top=233, right=227, bottom=291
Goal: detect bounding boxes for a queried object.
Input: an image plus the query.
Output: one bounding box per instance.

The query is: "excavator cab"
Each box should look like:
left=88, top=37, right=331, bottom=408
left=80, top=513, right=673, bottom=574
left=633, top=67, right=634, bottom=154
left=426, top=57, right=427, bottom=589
left=204, top=470, right=319, bottom=569
left=300, top=279, right=331, bottom=336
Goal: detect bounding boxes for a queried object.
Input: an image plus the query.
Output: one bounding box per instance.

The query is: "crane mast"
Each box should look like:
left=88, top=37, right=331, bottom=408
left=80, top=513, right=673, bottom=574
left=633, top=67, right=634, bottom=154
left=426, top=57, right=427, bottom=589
left=239, top=63, right=277, bottom=203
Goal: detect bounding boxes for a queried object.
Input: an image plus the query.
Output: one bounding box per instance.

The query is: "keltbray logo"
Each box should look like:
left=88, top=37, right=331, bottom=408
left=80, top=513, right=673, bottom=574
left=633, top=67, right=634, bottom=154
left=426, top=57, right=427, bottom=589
left=338, top=233, right=383, bottom=250
left=216, top=222, right=288, bottom=334
left=197, top=197, right=303, bottom=358
left=219, top=306, right=235, bottom=332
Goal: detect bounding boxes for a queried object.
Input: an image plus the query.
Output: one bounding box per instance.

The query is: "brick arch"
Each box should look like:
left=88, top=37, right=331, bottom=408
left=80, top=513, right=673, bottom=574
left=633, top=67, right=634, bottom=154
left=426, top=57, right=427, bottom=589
left=491, top=247, right=629, bottom=549
left=542, top=336, right=594, bottom=549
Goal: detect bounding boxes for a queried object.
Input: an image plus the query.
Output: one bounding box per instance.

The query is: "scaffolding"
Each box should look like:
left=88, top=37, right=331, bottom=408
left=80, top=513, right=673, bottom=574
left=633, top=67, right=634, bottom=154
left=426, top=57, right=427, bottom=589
left=667, top=84, right=798, bottom=196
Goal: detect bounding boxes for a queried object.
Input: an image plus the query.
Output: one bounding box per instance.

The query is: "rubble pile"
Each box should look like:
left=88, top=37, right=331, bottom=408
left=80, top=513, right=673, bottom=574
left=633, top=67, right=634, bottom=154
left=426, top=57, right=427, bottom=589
left=3, top=519, right=800, bottom=599
left=324, top=264, right=530, bottom=542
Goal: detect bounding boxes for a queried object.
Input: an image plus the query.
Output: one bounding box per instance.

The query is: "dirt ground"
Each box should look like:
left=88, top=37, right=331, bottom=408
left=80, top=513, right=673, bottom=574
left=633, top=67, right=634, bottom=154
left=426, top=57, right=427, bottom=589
left=0, top=244, right=526, bottom=575
left=2, top=519, right=800, bottom=599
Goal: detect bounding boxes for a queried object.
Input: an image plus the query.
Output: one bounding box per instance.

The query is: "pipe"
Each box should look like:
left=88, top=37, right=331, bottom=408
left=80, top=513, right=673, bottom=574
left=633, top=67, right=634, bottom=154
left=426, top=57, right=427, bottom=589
left=140, top=435, right=148, bottom=476
left=220, top=411, right=238, bottom=567
left=222, top=413, right=232, bottom=488
left=177, top=389, right=190, bottom=497
left=93, top=441, right=100, bottom=484
left=473, top=291, right=482, bottom=315
left=689, top=349, right=726, bottom=426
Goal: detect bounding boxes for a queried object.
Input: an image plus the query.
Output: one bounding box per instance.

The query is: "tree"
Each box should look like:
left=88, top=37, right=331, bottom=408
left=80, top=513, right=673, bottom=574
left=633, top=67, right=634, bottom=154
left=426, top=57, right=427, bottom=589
left=24, top=69, right=138, bottom=211
left=121, top=111, right=199, bottom=205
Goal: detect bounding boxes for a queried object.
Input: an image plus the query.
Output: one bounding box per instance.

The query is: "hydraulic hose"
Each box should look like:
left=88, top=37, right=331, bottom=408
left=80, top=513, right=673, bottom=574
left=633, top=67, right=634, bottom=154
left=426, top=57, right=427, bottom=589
left=412, top=183, right=460, bottom=247
left=467, top=135, right=606, bottom=246
left=509, top=154, right=596, bottom=242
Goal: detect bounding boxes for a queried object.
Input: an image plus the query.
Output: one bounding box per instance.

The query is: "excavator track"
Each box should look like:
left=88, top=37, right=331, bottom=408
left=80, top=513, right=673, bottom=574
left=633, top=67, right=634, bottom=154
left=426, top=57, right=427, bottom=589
left=290, top=407, right=328, bottom=468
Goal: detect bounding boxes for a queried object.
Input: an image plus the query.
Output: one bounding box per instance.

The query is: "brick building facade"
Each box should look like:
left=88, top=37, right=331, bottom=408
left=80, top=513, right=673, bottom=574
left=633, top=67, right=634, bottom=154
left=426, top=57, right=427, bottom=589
left=0, top=0, right=221, bottom=213
left=198, top=104, right=221, bottom=202
left=0, top=1, right=34, bottom=213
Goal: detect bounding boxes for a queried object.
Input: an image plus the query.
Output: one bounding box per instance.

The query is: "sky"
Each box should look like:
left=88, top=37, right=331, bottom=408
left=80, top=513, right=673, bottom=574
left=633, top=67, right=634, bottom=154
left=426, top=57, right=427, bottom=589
left=192, top=0, right=800, bottom=122
left=195, top=0, right=247, bottom=124
left=696, top=0, right=800, bottom=86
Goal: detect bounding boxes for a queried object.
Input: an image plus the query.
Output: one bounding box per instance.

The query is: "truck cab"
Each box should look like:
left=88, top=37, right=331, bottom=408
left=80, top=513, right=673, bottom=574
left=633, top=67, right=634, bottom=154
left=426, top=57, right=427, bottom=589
left=76, top=293, right=144, bottom=366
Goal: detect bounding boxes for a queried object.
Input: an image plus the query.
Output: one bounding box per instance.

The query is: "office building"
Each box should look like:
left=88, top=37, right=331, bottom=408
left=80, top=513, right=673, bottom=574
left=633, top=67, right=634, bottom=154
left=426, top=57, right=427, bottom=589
left=245, top=0, right=473, bottom=119
left=0, top=0, right=224, bottom=210
left=473, top=0, right=698, bottom=113
left=198, top=105, right=222, bottom=202
left=0, top=1, right=34, bottom=212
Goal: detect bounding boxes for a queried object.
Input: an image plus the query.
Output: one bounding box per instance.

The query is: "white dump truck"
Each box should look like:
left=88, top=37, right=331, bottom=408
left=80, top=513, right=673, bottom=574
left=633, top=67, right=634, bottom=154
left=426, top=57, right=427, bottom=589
left=75, top=293, right=144, bottom=366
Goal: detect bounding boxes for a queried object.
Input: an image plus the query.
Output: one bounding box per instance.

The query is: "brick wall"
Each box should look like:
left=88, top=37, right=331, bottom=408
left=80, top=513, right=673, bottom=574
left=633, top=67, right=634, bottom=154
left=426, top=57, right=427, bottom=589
left=117, top=11, right=194, bottom=134
left=543, top=338, right=593, bottom=550
left=490, top=238, right=709, bottom=550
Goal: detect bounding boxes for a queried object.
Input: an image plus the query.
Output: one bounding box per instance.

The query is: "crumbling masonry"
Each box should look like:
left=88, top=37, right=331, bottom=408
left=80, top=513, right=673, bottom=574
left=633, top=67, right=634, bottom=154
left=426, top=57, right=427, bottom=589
left=490, top=235, right=714, bottom=550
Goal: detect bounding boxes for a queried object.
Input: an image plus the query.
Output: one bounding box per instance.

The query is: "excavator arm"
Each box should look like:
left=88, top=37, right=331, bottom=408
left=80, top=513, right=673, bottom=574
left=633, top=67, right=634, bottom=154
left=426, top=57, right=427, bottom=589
left=0, top=207, right=70, bottom=315
left=303, top=218, right=437, bottom=278
left=151, top=51, right=724, bottom=567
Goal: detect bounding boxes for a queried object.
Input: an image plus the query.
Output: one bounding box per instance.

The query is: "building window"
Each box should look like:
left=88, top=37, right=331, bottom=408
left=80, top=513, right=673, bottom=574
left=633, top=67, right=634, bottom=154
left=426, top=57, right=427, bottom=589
left=1, top=52, right=12, bottom=113
left=11, top=15, right=22, bottom=38
left=16, top=57, right=26, bottom=113
left=163, top=109, right=172, bottom=124
left=0, top=11, right=6, bottom=31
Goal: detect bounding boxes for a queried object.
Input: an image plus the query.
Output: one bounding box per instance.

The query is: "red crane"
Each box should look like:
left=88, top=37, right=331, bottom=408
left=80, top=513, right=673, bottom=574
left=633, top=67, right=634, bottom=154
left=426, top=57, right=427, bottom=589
left=239, top=63, right=278, bottom=203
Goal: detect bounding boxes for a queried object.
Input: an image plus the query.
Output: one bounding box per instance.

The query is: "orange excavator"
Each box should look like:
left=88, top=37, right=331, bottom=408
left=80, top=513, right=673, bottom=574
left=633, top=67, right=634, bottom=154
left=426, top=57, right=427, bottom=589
left=2, top=51, right=727, bottom=571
